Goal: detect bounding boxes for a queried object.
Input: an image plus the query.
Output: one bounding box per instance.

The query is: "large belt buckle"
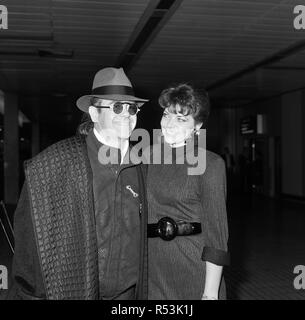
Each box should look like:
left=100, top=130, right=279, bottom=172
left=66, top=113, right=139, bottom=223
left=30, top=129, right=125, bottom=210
left=157, top=217, right=178, bottom=241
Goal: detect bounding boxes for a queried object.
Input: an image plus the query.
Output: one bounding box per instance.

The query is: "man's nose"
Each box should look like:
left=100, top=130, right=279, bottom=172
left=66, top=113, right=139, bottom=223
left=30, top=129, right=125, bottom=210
left=120, top=106, right=130, bottom=117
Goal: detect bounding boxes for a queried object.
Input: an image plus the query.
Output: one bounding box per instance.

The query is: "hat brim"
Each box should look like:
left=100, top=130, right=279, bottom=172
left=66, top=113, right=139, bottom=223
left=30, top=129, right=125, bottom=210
left=76, top=94, right=149, bottom=112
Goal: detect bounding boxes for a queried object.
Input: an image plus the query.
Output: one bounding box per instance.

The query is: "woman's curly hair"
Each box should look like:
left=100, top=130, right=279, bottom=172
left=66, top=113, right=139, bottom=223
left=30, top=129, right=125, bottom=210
left=158, top=83, right=210, bottom=128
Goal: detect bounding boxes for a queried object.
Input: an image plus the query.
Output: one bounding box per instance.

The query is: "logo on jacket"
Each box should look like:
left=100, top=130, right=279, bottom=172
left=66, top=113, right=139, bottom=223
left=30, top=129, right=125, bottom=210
left=126, top=185, right=139, bottom=198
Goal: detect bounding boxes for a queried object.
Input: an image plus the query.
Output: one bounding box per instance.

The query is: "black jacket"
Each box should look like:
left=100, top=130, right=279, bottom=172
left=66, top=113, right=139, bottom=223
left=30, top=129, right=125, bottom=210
left=7, top=134, right=148, bottom=300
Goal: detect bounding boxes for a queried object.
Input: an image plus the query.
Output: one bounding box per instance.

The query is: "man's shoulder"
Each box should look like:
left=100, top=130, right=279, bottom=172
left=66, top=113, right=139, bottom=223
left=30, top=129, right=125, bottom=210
left=25, top=135, right=85, bottom=169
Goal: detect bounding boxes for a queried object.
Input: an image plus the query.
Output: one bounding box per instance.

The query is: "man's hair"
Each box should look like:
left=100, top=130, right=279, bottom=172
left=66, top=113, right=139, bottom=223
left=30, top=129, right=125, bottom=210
left=77, top=100, right=103, bottom=135
left=158, top=83, right=210, bottom=127
left=77, top=112, right=93, bottom=135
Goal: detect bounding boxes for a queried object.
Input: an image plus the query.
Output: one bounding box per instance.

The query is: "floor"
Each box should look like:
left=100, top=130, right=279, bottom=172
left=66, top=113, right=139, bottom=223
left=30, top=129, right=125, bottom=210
left=1, top=194, right=305, bottom=300
left=225, top=194, right=305, bottom=300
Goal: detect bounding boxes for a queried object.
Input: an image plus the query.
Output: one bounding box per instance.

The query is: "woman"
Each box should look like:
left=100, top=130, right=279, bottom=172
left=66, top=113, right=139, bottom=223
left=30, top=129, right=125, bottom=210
left=147, top=83, right=230, bottom=300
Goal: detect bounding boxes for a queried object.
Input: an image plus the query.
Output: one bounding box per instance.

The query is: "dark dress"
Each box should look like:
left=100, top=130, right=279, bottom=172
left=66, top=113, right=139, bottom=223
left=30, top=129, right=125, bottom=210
left=147, top=146, right=230, bottom=300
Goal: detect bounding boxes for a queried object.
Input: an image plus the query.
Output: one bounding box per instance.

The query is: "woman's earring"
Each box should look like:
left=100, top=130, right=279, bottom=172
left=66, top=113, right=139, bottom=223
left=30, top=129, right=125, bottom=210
left=194, top=128, right=200, bottom=136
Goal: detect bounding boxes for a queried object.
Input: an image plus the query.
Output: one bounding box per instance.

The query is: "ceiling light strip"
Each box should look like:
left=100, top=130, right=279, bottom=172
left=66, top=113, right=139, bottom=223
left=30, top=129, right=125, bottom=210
left=117, top=0, right=184, bottom=71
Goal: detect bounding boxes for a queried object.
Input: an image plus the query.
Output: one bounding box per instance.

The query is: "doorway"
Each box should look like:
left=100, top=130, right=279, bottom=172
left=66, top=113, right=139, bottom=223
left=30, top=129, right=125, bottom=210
left=241, top=136, right=281, bottom=197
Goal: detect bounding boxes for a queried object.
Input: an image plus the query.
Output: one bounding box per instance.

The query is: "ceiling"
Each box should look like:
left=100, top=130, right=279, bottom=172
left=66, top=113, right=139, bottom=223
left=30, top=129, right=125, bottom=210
left=1, top=0, right=305, bottom=130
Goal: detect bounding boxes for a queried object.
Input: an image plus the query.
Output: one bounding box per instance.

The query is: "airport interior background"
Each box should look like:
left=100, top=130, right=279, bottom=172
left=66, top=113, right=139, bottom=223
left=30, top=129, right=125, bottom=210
left=1, top=0, right=305, bottom=300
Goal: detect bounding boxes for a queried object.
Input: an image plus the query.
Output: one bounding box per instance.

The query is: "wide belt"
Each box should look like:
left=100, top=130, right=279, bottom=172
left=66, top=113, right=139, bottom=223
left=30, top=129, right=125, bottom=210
left=148, top=217, right=202, bottom=241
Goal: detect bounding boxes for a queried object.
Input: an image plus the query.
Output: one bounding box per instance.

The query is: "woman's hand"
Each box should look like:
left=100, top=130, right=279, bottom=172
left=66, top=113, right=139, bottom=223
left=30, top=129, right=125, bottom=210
left=201, top=294, right=218, bottom=300
left=202, top=261, right=223, bottom=300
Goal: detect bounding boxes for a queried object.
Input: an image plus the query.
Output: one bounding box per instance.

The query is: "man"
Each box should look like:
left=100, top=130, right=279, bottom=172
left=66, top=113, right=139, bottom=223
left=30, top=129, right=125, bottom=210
left=7, top=67, right=149, bottom=300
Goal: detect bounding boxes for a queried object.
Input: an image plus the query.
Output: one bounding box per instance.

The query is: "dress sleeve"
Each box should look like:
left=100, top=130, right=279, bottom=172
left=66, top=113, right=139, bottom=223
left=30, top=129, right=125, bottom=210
left=200, top=156, right=230, bottom=266
left=6, top=182, right=46, bottom=300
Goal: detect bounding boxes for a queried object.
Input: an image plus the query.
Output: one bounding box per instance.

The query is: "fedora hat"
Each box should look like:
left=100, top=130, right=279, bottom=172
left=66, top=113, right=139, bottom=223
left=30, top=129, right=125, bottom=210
left=76, top=67, right=148, bottom=112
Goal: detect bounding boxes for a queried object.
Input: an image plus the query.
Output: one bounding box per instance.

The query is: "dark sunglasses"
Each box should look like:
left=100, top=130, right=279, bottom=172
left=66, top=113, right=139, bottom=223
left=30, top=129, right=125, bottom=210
left=93, top=101, right=140, bottom=116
